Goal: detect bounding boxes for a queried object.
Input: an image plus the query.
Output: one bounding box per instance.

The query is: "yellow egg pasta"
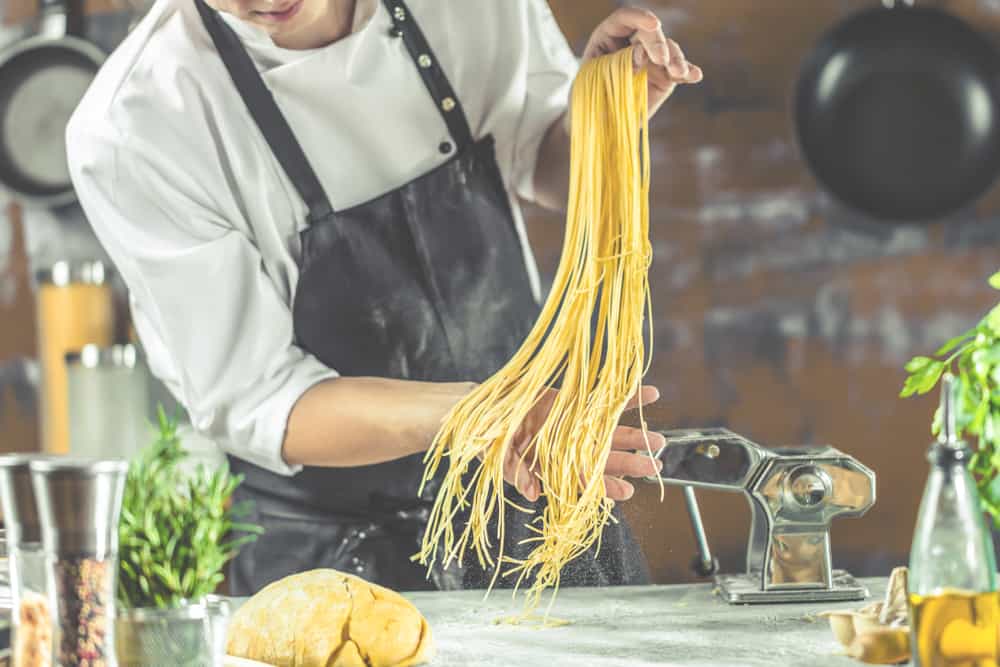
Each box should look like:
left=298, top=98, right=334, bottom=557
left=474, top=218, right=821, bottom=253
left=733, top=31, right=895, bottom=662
left=416, top=47, right=653, bottom=615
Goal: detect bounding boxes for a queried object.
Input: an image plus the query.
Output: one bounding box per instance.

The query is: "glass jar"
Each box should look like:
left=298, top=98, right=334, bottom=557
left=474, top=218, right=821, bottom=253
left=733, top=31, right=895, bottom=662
left=51, top=556, right=117, bottom=666
left=65, top=345, right=151, bottom=463
left=34, top=260, right=114, bottom=455
left=12, top=543, right=52, bottom=667
left=201, top=596, right=230, bottom=665
left=0, top=455, right=54, bottom=667
left=115, top=606, right=207, bottom=667
left=31, top=458, right=128, bottom=667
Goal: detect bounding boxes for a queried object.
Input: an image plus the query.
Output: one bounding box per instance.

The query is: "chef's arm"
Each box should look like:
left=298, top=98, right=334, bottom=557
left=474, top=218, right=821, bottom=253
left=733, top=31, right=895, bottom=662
left=283, top=377, right=665, bottom=501
left=531, top=112, right=572, bottom=213
left=282, top=377, right=475, bottom=468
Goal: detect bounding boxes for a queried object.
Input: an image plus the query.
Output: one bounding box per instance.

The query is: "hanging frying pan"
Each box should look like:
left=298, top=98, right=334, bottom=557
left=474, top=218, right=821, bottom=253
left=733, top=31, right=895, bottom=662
left=794, top=0, right=1000, bottom=223
left=0, top=0, right=104, bottom=206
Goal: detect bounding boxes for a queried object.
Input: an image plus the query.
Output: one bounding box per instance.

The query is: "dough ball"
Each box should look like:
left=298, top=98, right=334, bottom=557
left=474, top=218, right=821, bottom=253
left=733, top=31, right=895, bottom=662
left=227, top=569, right=433, bottom=667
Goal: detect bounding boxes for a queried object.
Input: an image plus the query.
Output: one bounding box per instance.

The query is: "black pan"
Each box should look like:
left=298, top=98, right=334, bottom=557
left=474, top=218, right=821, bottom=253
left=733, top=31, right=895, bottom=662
left=795, top=3, right=1000, bottom=223
left=0, top=0, right=104, bottom=206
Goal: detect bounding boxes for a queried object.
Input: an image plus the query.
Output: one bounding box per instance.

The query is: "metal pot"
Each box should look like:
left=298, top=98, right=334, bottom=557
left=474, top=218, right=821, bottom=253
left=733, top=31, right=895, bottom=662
left=794, top=0, right=1000, bottom=223
left=0, top=0, right=104, bottom=206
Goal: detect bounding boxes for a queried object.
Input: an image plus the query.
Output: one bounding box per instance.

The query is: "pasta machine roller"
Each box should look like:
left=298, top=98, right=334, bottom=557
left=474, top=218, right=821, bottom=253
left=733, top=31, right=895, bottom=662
left=645, top=428, right=876, bottom=604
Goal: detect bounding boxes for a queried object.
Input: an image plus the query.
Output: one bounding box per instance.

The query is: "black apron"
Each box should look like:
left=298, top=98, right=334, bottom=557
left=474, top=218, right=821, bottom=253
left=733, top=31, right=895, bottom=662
left=195, top=0, right=650, bottom=595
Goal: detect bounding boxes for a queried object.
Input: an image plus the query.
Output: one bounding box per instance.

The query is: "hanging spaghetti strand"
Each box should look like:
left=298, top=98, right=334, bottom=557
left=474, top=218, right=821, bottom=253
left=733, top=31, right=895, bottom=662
left=416, top=47, right=653, bottom=616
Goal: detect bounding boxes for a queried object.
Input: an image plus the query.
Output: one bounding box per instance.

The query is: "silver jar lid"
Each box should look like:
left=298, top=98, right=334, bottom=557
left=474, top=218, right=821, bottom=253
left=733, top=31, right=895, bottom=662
left=65, top=344, right=139, bottom=369
left=30, top=458, right=129, bottom=555
left=29, top=458, right=129, bottom=475
left=35, top=260, right=108, bottom=287
left=0, top=454, right=52, bottom=545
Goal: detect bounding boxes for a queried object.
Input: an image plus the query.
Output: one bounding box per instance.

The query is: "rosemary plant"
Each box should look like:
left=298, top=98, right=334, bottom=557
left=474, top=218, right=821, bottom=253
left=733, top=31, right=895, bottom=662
left=117, top=407, right=261, bottom=609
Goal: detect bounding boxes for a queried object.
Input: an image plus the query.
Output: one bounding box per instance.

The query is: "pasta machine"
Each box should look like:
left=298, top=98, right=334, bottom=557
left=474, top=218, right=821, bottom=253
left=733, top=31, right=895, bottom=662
left=645, top=428, right=876, bottom=604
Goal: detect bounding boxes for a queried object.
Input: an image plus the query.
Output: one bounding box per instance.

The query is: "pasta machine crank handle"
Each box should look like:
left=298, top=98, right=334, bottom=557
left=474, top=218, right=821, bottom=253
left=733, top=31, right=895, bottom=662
left=683, top=485, right=720, bottom=578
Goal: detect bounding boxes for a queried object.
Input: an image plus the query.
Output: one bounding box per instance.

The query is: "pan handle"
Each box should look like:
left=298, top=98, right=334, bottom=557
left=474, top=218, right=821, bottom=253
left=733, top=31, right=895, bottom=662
left=35, top=0, right=85, bottom=39
left=64, top=0, right=85, bottom=38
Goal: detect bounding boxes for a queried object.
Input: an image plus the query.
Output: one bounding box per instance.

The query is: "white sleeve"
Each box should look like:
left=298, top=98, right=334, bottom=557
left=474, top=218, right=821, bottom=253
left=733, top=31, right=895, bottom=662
left=511, top=0, right=579, bottom=203
left=67, top=131, right=337, bottom=476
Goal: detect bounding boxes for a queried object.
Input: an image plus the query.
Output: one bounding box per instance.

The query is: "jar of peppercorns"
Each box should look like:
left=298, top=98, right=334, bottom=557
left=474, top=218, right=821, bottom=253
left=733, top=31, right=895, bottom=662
left=30, top=459, right=127, bottom=667
left=0, top=455, right=55, bottom=667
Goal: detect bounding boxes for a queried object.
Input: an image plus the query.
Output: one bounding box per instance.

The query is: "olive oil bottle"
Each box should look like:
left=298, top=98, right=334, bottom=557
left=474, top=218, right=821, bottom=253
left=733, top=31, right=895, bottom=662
left=908, top=375, right=998, bottom=666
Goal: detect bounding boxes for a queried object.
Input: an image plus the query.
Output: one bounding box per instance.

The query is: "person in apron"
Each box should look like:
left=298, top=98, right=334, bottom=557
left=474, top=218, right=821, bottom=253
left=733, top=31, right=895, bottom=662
left=67, top=0, right=702, bottom=595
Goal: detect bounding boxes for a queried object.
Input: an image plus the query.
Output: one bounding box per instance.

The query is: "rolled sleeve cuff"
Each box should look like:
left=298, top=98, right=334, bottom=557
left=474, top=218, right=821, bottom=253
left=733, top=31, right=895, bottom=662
left=211, top=357, right=340, bottom=477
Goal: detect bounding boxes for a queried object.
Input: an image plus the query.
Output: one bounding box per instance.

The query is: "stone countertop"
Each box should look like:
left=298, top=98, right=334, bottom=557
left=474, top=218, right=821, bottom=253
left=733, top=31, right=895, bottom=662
left=402, top=578, right=889, bottom=667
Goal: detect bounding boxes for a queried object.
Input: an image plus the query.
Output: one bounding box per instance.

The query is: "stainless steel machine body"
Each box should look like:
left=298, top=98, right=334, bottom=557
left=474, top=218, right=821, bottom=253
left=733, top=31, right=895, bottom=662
left=646, top=428, right=876, bottom=604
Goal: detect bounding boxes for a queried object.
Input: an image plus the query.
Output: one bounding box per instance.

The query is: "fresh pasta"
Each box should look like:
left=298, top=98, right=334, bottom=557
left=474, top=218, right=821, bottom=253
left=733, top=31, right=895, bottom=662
left=416, top=47, right=653, bottom=614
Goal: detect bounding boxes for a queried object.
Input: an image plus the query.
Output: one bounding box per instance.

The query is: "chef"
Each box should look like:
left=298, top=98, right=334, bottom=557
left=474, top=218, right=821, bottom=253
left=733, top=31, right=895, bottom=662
left=66, top=0, right=702, bottom=595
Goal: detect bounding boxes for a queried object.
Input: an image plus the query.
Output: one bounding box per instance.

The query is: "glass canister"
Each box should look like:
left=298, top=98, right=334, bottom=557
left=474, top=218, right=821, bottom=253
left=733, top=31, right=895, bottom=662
left=30, top=459, right=128, bottom=667
left=0, top=455, right=54, bottom=667
left=201, top=595, right=230, bottom=665
left=34, top=261, right=115, bottom=455
left=116, top=604, right=213, bottom=667
left=114, top=594, right=229, bottom=666
left=65, top=345, right=152, bottom=462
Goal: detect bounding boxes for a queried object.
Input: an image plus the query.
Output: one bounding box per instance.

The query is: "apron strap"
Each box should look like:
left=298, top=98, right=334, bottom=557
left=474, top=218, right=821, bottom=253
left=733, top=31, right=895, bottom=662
left=194, top=0, right=335, bottom=225
left=383, top=0, right=474, bottom=149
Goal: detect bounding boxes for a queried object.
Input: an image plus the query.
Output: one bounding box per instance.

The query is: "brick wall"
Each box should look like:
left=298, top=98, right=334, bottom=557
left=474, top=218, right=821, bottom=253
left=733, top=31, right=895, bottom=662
left=537, top=0, right=1000, bottom=582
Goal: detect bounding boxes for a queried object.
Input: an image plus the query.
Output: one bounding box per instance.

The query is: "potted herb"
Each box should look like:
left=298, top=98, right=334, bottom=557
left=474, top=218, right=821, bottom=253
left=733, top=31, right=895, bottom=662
left=115, top=408, right=261, bottom=666
left=901, top=270, right=1000, bottom=527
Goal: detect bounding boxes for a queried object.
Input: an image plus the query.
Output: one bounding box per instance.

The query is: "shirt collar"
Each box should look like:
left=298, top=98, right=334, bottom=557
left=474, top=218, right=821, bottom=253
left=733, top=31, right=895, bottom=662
left=218, top=0, right=380, bottom=65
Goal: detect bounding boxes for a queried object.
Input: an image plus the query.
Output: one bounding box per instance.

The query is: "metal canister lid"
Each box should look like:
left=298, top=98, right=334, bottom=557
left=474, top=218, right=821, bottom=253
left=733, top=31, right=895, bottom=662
left=30, top=458, right=128, bottom=555
left=65, top=344, right=139, bottom=369
left=35, top=260, right=109, bottom=287
left=29, top=458, right=128, bottom=475
left=0, top=454, right=53, bottom=545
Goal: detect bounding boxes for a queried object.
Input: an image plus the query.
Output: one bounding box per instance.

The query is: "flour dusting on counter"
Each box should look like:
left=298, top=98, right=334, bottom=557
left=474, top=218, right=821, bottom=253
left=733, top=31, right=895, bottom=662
left=403, top=581, right=881, bottom=667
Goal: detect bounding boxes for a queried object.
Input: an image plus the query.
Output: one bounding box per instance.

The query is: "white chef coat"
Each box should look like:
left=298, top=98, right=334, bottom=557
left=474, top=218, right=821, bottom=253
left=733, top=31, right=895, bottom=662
left=66, top=0, right=579, bottom=475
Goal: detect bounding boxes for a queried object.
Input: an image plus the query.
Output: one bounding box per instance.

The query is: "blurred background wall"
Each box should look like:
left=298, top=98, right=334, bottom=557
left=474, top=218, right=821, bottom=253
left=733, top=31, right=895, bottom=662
left=540, top=0, right=1000, bottom=583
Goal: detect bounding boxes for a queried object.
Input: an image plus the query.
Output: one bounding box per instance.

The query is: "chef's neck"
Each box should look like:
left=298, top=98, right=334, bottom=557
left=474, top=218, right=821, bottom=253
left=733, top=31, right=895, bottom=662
left=207, top=0, right=363, bottom=50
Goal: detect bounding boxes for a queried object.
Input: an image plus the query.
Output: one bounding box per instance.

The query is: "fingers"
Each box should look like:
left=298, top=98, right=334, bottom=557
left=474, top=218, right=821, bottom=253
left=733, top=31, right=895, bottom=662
left=623, top=385, right=661, bottom=411
left=504, top=448, right=540, bottom=502
left=583, top=7, right=659, bottom=61
left=583, top=7, right=704, bottom=105
left=632, top=30, right=671, bottom=70
left=604, top=476, right=635, bottom=501
left=627, top=15, right=703, bottom=88
left=611, top=425, right=666, bottom=452
left=606, top=450, right=662, bottom=478
left=600, top=7, right=661, bottom=39
left=635, top=35, right=702, bottom=80
left=664, top=39, right=688, bottom=78
left=684, top=64, right=704, bottom=84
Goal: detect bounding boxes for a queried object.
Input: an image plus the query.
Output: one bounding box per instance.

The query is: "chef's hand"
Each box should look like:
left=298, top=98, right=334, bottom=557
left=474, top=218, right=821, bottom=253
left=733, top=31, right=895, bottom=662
left=582, top=7, right=703, bottom=117
left=504, top=385, right=666, bottom=503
